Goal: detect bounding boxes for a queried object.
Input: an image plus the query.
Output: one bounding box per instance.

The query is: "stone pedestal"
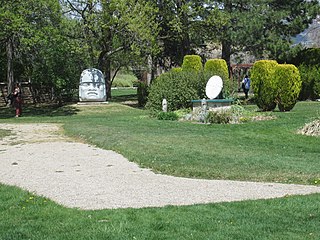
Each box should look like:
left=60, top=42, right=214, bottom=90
left=191, top=99, right=233, bottom=114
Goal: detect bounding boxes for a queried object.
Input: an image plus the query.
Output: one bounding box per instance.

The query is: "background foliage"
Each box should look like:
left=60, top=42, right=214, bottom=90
left=288, top=48, right=320, bottom=101
left=0, top=0, right=319, bottom=103
left=297, top=65, right=320, bottom=100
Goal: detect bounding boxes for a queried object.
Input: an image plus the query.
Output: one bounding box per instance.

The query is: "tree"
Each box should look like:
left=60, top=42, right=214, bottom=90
left=0, top=0, right=63, bottom=95
left=0, top=1, right=92, bottom=103
left=206, top=0, right=320, bottom=71
left=62, top=0, right=159, bottom=99
left=153, top=0, right=214, bottom=69
left=29, top=17, right=91, bottom=103
left=0, top=1, right=28, bottom=94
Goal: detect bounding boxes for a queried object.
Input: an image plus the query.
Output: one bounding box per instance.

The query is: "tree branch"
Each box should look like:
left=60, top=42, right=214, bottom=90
left=111, top=65, right=122, bottom=85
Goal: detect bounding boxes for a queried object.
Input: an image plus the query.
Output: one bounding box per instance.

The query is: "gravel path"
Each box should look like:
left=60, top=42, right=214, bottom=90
left=0, top=123, right=319, bottom=210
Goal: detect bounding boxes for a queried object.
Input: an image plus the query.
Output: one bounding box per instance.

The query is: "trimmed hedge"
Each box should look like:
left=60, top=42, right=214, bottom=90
left=275, top=64, right=302, bottom=112
left=204, top=59, right=229, bottom=98
left=204, top=59, right=229, bottom=82
left=172, top=67, right=183, bottom=72
left=182, top=55, right=203, bottom=73
left=251, top=60, right=278, bottom=111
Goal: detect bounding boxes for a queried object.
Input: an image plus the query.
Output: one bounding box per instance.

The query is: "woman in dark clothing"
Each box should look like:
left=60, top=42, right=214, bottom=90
left=13, top=83, right=22, bottom=117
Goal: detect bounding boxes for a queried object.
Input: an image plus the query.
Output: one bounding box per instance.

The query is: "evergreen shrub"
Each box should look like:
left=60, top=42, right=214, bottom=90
left=251, top=60, right=278, bottom=111
left=298, top=65, right=320, bottom=100
left=314, top=80, right=320, bottom=99
left=146, top=70, right=199, bottom=112
left=172, top=67, right=183, bottom=72
left=275, top=64, right=302, bottom=112
left=204, top=59, right=229, bottom=82
left=182, top=55, right=203, bottom=73
left=293, top=48, right=320, bottom=67
left=204, top=59, right=229, bottom=98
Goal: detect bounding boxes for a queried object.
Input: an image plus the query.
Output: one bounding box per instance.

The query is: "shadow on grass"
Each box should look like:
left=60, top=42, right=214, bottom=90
left=110, top=93, right=140, bottom=108
left=0, top=104, right=80, bottom=119
left=111, top=94, right=138, bottom=103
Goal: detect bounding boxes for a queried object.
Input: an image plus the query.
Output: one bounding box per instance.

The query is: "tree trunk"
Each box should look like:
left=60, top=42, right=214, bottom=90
left=6, top=37, right=14, bottom=95
left=221, top=39, right=232, bottom=78
left=103, top=59, right=112, bottom=100
left=177, top=0, right=191, bottom=65
left=98, top=49, right=112, bottom=100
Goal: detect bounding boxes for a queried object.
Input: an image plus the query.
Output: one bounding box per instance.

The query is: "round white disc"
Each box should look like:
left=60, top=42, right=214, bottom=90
left=205, top=75, right=223, bottom=99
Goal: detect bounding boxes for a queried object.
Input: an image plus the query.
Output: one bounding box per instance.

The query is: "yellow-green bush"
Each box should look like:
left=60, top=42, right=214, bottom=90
left=204, top=59, right=229, bottom=82
left=172, top=67, right=183, bottom=72
left=181, top=55, right=203, bottom=73
left=204, top=59, right=229, bottom=98
left=275, top=64, right=302, bottom=112
left=251, top=60, right=278, bottom=111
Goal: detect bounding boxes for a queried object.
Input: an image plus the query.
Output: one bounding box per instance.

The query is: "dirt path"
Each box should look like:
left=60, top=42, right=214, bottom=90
left=0, top=123, right=319, bottom=210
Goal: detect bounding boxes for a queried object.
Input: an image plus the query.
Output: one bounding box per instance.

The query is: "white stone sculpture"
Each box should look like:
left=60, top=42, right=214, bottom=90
left=79, top=68, right=106, bottom=102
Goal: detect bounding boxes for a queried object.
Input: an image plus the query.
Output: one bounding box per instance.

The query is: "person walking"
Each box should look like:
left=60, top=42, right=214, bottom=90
left=242, top=75, right=251, bottom=99
left=12, top=83, right=22, bottom=117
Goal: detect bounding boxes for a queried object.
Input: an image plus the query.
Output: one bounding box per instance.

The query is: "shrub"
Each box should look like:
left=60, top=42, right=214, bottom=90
left=275, top=64, right=302, bottom=112
left=137, top=81, right=149, bottom=107
left=205, top=110, right=231, bottom=124
left=292, top=48, right=320, bottom=67
left=146, top=70, right=199, bottom=112
left=157, top=111, right=179, bottom=121
left=172, top=67, right=183, bottom=72
left=298, top=65, right=320, bottom=100
left=314, top=80, right=320, bottom=99
left=204, top=59, right=229, bottom=82
left=251, top=60, right=278, bottom=111
left=181, top=55, right=203, bottom=73
left=204, top=59, right=230, bottom=98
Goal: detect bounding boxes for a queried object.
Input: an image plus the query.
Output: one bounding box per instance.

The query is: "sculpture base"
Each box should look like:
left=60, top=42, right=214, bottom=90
left=191, top=99, right=233, bottom=113
left=77, top=101, right=109, bottom=105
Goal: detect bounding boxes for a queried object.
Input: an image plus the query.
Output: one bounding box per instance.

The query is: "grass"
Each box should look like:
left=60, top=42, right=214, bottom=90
left=111, top=72, right=138, bottom=87
left=110, top=88, right=138, bottom=104
left=0, top=98, right=319, bottom=184
left=0, top=92, right=320, bottom=239
left=1, top=184, right=319, bottom=240
left=63, top=102, right=320, bottom=185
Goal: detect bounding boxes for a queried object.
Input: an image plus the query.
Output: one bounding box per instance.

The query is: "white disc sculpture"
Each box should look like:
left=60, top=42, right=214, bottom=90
left=205, top=75, right=223, bottom=99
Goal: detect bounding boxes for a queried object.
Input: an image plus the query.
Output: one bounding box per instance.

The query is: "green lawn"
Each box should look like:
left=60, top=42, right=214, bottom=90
left=111, top=72, right=138, bottom=87
left=0, top=95, right=320, bottom=239
left=1, top=184, right=319, bottom=240
left=0, top=100, right=319, bottom=184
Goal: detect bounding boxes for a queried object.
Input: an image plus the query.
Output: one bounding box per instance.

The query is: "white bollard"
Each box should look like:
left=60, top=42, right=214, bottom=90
left=162, top=98, right=167, bottom=112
